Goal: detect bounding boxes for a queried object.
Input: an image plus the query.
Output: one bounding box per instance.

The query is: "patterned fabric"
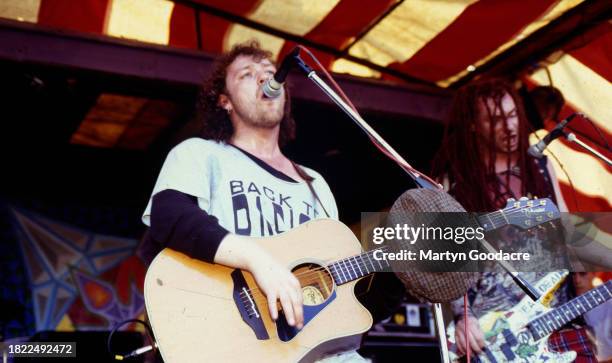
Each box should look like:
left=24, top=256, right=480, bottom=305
left=461, top=271, right=571, bottom=319
left=450, top=155, right=574, bottom=318
left=549, top=328, right=598, bottom=363
left=388, top=188, right=479, bottom=303
left=447, top=155, right=597, bottom=360
left=454, top=223, right=572, bottom=319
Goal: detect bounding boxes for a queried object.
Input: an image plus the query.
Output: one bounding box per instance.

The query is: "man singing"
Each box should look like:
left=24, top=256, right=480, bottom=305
left=141, top=41, right=369, bottom=363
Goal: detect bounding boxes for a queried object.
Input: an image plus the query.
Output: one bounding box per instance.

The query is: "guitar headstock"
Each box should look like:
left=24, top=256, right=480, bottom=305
left=502, top=197, right=560, bottom=229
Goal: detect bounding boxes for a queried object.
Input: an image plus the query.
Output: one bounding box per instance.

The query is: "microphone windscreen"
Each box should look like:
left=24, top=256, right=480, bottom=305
left=388, top=188, right=479, bottom=303
left=527, top=144, right=544, bottom=159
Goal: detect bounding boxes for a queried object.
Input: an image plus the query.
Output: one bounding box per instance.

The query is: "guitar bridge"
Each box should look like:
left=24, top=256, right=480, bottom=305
left=231, top=270, right=269, bottom=340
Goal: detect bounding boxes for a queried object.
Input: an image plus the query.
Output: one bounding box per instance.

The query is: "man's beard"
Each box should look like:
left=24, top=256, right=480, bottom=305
left=234, top=101, right=284, bottom=129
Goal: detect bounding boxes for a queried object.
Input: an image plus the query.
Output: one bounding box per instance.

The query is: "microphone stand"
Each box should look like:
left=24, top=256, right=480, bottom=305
left=291, top=52, right=558, bottom=362
left=565, top=132, right=612, bottom=167
left=292, top=54, right=454, bottom=362
left=291, top=54, right=439, bottom=190
left=291, top=55, right=450, bottom=362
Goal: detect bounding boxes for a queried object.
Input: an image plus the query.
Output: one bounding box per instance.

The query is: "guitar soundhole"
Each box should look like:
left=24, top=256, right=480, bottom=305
left=292, top=263, right=333, bottom=306
left=276, top=263, right=336, bottom=341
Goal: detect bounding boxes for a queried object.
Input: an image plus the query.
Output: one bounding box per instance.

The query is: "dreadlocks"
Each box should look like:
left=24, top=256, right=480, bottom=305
left=196, top=40, right=295, bottom=146
left=431, top=78, right=553, bottom=212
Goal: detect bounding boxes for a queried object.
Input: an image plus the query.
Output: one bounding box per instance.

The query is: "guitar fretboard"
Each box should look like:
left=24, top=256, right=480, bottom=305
left=529, top=280, right=612, bottom=340
left=328, top=249, right=391, bottom=285
left=476, top=209, right=510, bottom=232
left=327, top=199, right=556, bottom=286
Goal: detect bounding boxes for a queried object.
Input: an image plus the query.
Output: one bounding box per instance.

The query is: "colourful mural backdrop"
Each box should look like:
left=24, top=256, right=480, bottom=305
left=8, top=207, right=146, bottom=334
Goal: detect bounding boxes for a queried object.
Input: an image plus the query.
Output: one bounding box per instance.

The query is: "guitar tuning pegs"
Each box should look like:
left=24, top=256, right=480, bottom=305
left=507, top=198, right=516, bottom=203
left=519, top=196, right=529, bottom=201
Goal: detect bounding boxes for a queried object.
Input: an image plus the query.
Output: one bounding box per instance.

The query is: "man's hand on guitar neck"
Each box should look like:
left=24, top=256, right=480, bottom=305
left=455, top=315, right=486, bottom=356
left=213, top=234, right=304, bottom=329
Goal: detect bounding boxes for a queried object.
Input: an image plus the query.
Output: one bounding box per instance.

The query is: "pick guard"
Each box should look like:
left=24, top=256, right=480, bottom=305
left=276, top=290, right=337, bottom=342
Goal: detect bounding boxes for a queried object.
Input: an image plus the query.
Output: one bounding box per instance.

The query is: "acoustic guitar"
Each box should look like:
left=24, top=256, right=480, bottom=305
left=144, top=198, right=559, bottom=362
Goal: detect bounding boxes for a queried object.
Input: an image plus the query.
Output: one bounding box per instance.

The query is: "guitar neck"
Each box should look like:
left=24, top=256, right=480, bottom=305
left=475, top=209, right=510, bottom=232
left=326, top=210, right=503, bottom=286
left=328, top=249, right=391, bottom=285
left=529, top=280, right=612, bottom=340
left=476, top=198, right=559, bottom=232
left=329, top=198, right=557, bottom=285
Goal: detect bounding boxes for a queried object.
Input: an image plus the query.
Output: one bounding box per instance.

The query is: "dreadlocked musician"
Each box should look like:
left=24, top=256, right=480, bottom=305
left=432, top=79, right=597, bottom=362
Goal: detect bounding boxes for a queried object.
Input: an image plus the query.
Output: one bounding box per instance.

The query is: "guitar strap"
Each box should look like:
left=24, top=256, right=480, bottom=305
left=229, top=143, right=331, bottom=218
left=291, top=161, right=331, bottom=218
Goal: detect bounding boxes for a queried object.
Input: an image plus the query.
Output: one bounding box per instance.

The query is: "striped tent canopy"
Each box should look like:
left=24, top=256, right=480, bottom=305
left=0, top=0, right=607, bottom=86
left=1, top=0, right=610, bottom=212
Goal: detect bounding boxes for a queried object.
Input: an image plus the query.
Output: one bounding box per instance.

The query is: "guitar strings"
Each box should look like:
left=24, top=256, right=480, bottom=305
left=238, top=205, right=556, bottom=304
left=238, top=205, right=557, bottom=304
left=237, top=246, right=395, bottom=306
left=238, top=204, right=550, bottom=290
left=233, top=208, right=560, bottom=338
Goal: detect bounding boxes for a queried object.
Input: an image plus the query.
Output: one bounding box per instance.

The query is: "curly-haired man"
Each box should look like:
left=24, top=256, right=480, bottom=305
left=141, top=41, right=372, bottom=362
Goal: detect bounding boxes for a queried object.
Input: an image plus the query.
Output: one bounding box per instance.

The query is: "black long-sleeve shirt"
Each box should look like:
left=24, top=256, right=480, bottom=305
left=140, top=189, right=229, bottom=264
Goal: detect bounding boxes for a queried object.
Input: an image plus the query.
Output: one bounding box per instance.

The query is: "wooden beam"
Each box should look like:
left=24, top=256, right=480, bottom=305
left=0, top=19, right=451, bottom=122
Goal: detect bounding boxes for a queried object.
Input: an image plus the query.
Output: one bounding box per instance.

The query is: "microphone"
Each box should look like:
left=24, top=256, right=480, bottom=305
left=528, top=113, right=578, bottom=158
left=262, top=47, right=300, bottom=98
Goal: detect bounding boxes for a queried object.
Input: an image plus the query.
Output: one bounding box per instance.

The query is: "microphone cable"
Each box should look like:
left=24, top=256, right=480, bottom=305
left=530, top=111, right=611, bottom=211
left=575, top=112, right=611, bottom=152
left=464, top=294, right=470, bottom=363
left=107, top=318, right=157, bottom=361
left=529, top=122, right=580, bottom=211
left=295, top=45, right=441, bottom=189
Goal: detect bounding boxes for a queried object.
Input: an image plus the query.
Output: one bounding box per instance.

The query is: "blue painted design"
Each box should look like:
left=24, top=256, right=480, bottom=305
left=276, top=290, right=337, bottom=342
left=304, top=290, right=337, bottom=324
left=9, top=207, right=138, bottom=331
left=0, top=202, right=36, bottom=338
